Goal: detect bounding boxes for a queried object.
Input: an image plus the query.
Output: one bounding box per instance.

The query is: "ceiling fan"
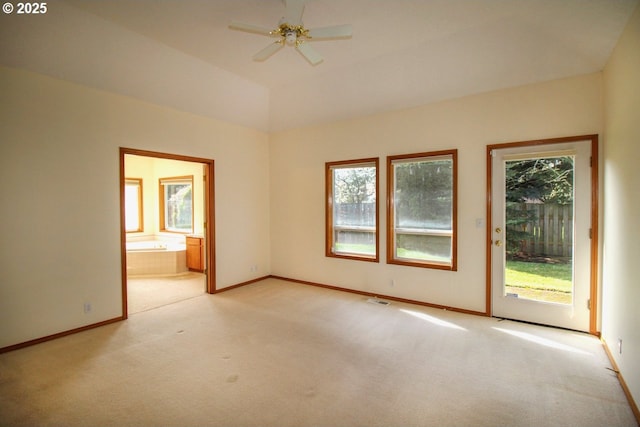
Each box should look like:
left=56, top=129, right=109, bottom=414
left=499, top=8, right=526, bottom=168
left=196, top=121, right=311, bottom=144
left=229, top=0, right=352, bottom=65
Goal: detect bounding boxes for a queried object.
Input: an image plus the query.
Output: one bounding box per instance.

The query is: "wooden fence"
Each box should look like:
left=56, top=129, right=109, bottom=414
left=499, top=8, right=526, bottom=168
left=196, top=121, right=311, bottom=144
left=508, top=203, right=573, bottom=258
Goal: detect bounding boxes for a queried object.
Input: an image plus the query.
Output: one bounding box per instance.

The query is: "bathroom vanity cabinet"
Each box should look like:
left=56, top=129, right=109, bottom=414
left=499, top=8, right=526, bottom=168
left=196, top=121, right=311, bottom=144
left=186, top=236, right=204, bottom=272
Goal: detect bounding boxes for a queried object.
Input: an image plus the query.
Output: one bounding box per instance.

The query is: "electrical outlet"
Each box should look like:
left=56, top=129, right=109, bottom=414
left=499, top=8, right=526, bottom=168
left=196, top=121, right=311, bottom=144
left=618, top=338, right=623, bottom=354
left=390, top=279, right=395, bottom=287
left=84, top=302, right=92, bottom=314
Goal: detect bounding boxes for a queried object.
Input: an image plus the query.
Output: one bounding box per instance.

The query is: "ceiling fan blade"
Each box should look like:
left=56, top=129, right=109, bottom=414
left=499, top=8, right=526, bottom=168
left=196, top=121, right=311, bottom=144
left=284, top=0, right=305, bottom=26
left=307, top=24, right=353, bottom=40
left=229, top=21, right=274, bottom=36
left=253, top=42, right=284, bottom=61
left=296, top=41, right=323, bottom=65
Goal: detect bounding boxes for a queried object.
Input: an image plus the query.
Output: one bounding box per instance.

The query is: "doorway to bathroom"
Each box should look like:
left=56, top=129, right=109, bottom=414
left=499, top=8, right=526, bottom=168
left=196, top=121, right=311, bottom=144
left=119, top=148, right=215, bottom=318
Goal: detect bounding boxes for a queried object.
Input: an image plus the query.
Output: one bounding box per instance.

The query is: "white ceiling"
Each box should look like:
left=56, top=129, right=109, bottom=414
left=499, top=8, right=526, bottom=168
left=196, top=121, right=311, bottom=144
left=1, top=0, right=637, bottom=132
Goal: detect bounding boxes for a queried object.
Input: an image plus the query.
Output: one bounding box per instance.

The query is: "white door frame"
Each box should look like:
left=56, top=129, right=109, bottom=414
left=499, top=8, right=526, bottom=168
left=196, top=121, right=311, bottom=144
left=485, top=135, right=599, bottom=335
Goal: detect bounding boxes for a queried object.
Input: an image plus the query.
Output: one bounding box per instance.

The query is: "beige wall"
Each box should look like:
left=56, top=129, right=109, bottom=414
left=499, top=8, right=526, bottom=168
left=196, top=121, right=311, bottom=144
left=0, top=66, right=271, bottom=348
left=603, top=4, right=640, bottom=409
left=270, top=73, right=603, bottom=313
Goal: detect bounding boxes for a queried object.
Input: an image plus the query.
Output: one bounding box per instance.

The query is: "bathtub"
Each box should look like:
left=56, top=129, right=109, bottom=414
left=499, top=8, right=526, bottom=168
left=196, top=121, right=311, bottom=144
left=126, top=240, right=188, bottom=276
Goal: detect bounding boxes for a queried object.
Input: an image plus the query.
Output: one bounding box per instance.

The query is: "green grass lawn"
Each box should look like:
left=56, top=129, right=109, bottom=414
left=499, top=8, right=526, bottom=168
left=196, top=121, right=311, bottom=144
left=334, top=245, right=451, bottom=263
left=334, top=243, right=375, bottom=255
left=396, top=248, right=450, bottom=263
left=505, top=260, right=573, bottom=304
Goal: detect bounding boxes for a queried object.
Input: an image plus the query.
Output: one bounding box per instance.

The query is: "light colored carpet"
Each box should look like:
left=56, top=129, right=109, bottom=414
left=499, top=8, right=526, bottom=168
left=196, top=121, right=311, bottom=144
left=127, top=272, right=205, bottom=314
left=0, top=278, right=636, bottom=427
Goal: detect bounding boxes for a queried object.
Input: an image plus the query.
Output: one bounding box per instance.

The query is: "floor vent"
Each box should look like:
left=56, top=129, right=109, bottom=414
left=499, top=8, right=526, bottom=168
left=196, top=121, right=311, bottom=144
left=367, top=298, right=391, bottom=306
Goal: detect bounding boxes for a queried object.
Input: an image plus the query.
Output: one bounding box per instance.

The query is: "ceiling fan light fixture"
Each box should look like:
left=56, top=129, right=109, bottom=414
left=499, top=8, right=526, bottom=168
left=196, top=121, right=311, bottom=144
left=285, top=31, right=297, bottom=45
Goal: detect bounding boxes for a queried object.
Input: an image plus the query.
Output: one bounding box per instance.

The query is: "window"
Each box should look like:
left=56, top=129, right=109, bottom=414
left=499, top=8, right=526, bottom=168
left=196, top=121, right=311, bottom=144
left=326, top=158, right=379, bottom=262
left=125, top=178, right=143, bottom=233
left=159, top=176, right=193, bottom=233
left=387, top=150, right=457, bottom=270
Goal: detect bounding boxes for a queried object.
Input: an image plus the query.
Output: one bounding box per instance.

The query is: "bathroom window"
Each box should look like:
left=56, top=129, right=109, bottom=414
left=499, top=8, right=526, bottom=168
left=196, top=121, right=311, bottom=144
left=125, top=178, right=143, bottom=233
left=159, top=176, right=193, bottom=233
left=387, top=150, right=457, bottom=270
left=326, top=158, right=379, bottom=262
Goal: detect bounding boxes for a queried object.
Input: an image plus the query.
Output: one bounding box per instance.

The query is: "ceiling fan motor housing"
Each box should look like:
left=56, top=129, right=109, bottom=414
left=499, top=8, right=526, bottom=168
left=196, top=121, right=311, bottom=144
left=285, top=29, right=297, bottom=44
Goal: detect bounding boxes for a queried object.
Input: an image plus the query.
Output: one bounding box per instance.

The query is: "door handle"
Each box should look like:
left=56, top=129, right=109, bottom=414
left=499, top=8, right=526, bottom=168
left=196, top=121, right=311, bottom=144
left=495, top=240, right=503, bottom=247
left=495, top=227, right=502, bottom=234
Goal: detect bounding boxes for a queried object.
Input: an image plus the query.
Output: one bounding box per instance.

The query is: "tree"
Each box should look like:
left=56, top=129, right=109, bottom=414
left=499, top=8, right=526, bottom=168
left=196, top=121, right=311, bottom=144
left=333, top=166, right=376, bottom=228
left=334, top=167, right=375, bottom=204
left=505, top=157, right=573, bottom=205
left=505, top=156, right=574, bottom=257
left=394, top=160, right=452, bottom=229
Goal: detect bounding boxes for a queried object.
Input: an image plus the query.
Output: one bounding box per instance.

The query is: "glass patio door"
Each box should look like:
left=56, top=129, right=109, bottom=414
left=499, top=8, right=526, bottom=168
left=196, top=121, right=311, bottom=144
left=490, top=140, right=593, bottom=331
